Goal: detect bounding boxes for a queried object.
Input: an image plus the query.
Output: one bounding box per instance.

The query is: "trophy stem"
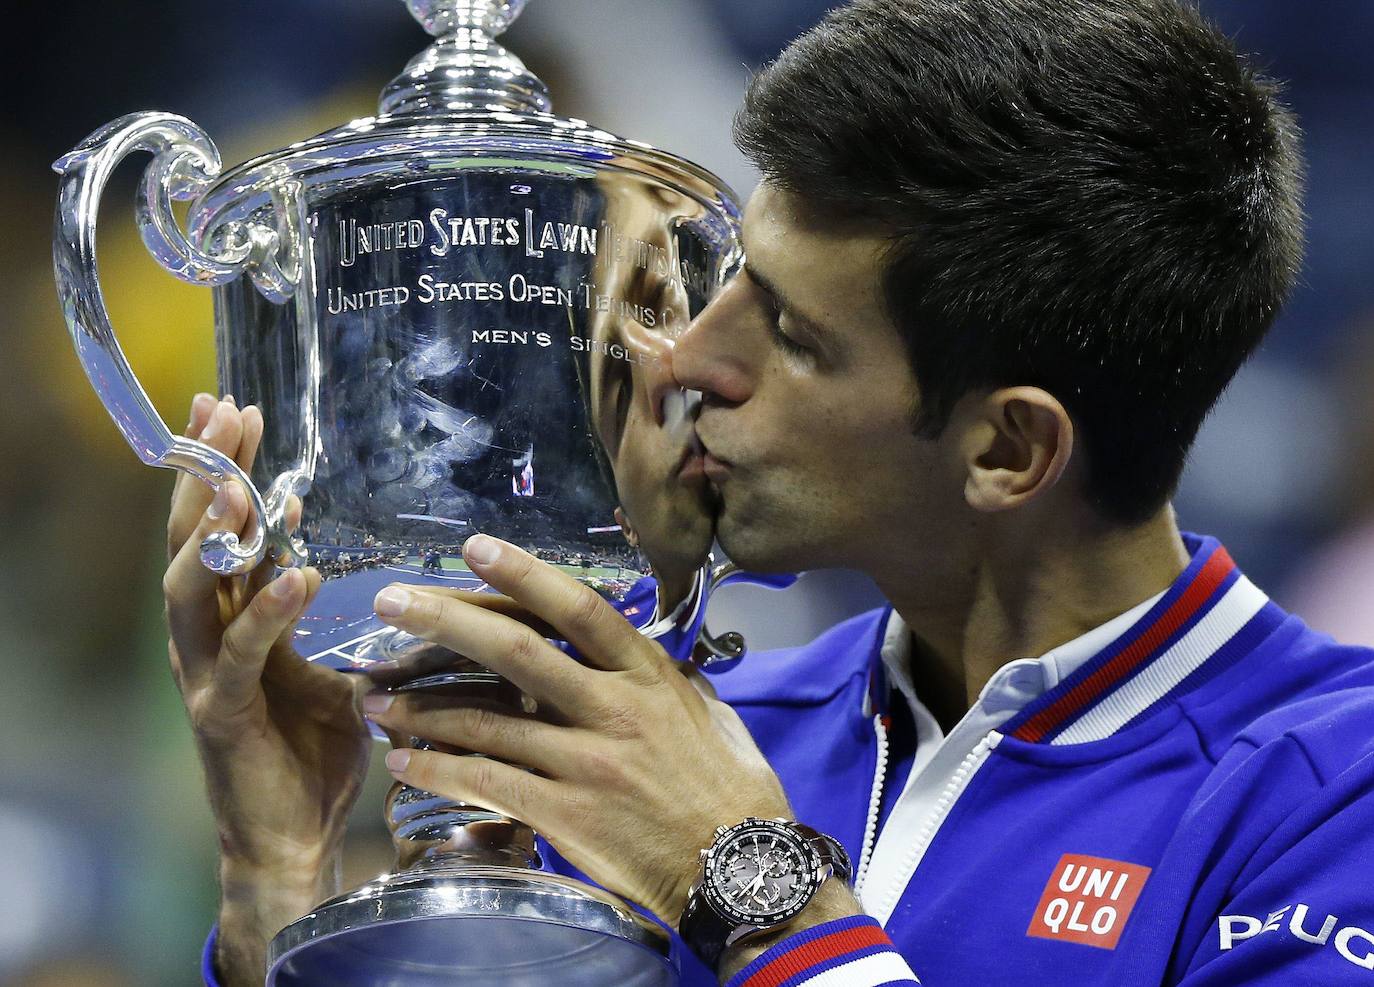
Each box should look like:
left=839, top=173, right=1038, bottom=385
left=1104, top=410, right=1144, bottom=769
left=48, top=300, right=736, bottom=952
left=383, top=663, right=542, bottom=870
left=388, top=780, right=542, bottom=869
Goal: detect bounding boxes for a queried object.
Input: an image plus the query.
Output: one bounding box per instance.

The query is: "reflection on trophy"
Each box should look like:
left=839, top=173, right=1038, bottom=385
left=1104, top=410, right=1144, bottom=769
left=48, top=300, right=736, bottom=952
left=52, top=0, right=743, bottom=982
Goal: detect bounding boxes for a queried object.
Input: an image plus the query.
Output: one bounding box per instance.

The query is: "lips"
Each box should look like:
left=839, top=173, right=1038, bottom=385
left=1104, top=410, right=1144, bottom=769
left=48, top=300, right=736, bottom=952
left=692, top=429, right=733, bottom=482
left=677, top=449, right=706, bottom=481
left=701, top=452, right=732, bottom=483
left=676, top=431, right=708, bottom=481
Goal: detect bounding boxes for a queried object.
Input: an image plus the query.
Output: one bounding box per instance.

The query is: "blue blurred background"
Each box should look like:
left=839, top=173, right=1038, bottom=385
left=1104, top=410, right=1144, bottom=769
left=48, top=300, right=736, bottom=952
left=3, top=1, right=1373, bottom=982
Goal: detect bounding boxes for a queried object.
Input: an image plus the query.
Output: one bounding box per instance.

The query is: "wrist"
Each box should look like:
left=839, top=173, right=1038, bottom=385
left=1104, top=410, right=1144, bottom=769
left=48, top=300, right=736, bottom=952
left=718, top=879, right=860, bottom=981
left=215, top=854, right=341, bottom=987
left=220, top=848, right=340, bottom=915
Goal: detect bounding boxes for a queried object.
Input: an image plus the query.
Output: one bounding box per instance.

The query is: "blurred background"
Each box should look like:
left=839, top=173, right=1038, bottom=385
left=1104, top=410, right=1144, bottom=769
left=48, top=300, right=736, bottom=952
left=3, top=1, right=1373, bottom=982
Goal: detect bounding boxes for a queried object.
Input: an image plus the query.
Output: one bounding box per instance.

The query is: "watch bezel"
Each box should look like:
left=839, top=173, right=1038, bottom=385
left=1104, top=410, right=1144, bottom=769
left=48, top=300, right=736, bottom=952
left=700, top=817, right=824, bottom=928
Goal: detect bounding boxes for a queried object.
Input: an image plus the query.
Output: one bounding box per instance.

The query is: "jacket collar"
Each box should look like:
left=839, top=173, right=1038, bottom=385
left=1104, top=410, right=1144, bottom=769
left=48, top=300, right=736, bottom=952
left=714, top=533, right=1283, bottom=737
left=1002, top=533, right=1281, bottom=744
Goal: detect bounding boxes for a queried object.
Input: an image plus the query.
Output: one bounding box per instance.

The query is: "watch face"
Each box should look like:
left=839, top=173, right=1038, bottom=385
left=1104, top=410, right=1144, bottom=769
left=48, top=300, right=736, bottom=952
left=704, top=820, right=818, bottom=925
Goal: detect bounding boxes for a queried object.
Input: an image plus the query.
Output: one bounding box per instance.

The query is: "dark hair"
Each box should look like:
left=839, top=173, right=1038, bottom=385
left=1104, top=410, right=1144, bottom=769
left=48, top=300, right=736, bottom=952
left=734, top=0, right=1304, bottom=524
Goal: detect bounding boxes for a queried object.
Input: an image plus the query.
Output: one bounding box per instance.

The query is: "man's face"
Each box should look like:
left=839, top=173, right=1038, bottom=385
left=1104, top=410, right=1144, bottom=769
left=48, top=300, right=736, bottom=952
left=672, top=184, right=971, bottom=580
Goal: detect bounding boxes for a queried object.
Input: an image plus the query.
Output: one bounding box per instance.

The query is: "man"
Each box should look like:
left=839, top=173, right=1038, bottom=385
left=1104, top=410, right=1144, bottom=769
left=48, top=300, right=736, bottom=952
left=175, top=0, right=1374, bottom=984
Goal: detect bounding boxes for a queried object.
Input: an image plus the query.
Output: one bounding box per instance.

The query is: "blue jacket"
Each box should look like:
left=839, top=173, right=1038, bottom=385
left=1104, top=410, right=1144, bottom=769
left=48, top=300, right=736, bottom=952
left=716, top=534, right=1374, bottom=986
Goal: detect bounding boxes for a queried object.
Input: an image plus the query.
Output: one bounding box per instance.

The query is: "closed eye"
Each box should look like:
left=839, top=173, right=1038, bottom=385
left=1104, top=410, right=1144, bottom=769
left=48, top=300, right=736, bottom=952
left=768, top=318, right=812, bottom=358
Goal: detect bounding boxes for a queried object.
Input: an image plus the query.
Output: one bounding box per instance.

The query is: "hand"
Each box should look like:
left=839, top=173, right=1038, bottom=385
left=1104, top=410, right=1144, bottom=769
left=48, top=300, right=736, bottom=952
left=366, top=586, right=723, bottom=702
left=164, top=395, right=371, bottom=987
left=362, top=533, right=792, bottom=927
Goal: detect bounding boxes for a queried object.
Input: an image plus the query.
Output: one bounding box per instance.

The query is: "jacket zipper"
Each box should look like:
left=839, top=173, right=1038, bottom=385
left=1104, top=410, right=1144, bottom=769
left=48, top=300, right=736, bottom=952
left=854, top=713, right=888, bottom=894
left=871, top=730, right=1003, bottom=921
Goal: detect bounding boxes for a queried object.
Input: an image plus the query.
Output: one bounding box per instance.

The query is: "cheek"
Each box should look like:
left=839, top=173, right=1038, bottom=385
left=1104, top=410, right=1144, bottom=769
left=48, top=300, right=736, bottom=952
left=613, top=443, right=650, bottom=516
left=612, top=419, right=667, bottom=512
left=808, top=393, right=936, bottom=501
left=810, top=390, right=913, bottom=463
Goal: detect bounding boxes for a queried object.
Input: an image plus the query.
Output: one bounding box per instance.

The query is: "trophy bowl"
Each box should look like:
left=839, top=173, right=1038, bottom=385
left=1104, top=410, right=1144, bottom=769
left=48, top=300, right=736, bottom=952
left=52, top=0, right=743, bottom=982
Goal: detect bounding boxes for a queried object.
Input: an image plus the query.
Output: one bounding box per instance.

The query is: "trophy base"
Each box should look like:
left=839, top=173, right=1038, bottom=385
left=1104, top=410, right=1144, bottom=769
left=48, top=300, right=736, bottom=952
left=266, top=864, right=677, bottom=985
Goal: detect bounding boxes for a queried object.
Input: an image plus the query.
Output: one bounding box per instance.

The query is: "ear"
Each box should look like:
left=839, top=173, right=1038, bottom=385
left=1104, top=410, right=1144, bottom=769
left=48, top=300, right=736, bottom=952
left=614, top=506, right=640, bottom=548
left=960, top=387, right=1074, bottom=513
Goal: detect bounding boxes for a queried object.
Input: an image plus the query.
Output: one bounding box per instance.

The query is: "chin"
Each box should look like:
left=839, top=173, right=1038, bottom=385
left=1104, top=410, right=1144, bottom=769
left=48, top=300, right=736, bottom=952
left=642, top=517, right=714, bottom=576
left=716, top=515, right=812, bottom=575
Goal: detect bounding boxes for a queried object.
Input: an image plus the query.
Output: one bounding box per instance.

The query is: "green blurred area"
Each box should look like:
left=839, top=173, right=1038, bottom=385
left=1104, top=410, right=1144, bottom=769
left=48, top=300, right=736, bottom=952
left=0, top=86, right=407, bottom=985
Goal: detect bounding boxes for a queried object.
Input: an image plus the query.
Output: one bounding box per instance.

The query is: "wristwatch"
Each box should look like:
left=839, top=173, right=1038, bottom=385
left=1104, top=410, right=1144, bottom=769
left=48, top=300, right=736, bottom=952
left=679, top=817, right=853, bottom=972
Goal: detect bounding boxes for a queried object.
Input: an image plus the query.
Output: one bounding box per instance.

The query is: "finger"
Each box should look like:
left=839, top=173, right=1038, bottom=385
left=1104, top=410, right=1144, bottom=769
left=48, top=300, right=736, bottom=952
left=364, top=590, right=558, bottom=688
left=170, top=392, right=218, bottom=507
left=234, top=546, right=319, bottom=653
left=163, top=480, right=251, bottom=678
left=167, top=399, right=248, bottom=558
left=284, top=494, right=303, bottom=532
left=405, top=588, right=560, bottom=639
left=210, top=568, right=307, bottom=712
left=460, top=535, right=645, bottom=672
left=361, top=646, right=562, bottom=723
left=372, top=584, right=600, bottom=715
left=186, top=392, right=218, bottom=438
left=237, top=550, right=315, bottom=629
left=302, top=564, right=322, bottom=606
left=384, top=747, right=561, bottom=833
left=365, top=693, right=572, bottom=774
left=262, top=570, right=353, bottom=701
left=235, top=404, right=264, bottom=475
left=272, top=564, right=321, bottom=654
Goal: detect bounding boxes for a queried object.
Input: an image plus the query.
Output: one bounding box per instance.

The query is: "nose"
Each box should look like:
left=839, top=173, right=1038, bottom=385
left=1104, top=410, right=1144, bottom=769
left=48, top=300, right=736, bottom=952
left=670, top=274, right=756, bottom=406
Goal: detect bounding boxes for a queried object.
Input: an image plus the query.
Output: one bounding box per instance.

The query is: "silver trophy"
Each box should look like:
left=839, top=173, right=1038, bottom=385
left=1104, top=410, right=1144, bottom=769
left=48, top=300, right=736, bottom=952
left=52, top=1, right=744, bottom=982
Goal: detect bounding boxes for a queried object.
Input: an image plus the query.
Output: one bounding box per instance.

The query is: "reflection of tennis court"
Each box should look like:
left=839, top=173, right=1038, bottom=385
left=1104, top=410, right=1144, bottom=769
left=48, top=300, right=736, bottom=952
left=294, top=554, right=486, bottom=668
left=294, top=546, right=642, bottom=669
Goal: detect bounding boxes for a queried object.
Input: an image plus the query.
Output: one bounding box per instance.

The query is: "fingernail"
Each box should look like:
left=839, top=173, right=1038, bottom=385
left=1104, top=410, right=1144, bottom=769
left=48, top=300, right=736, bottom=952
left=269, top=568, right=301, bottom=598
left=202, top=401, right=229, bottom=441
left=464, top=534, right=500, bottom=566
left=189, top=392, right=215, bottom=426
left=223, top=394, right=236, bottom=406
left=386, top=749, right=411, bottom=773
left=363, top=692, right=395, bottom=716
left=207, top=484, right=230, bottom=520
left=375, top=587, right=412, bottom=617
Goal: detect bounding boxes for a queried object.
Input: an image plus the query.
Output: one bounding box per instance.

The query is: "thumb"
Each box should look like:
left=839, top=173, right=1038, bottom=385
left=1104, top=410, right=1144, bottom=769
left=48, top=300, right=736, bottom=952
left=211, top=568, right=307, bottom=712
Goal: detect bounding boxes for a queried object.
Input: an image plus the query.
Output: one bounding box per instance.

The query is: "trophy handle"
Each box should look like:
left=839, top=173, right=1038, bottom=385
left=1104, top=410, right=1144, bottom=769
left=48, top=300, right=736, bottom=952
left=52, top=112, right=307, bottom=574
left=693, top=559, right=747, bottom=669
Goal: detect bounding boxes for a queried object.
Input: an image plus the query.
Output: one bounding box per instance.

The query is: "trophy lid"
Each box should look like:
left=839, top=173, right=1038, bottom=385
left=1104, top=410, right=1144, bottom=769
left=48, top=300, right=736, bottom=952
left=188, top=0, right=739, bottom=246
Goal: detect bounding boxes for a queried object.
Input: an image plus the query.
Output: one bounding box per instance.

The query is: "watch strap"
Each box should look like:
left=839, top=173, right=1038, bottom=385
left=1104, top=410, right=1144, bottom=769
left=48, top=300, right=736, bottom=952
left=679, top=884, right=735, bottom=973
left=793, top=823, right=853, bottom=884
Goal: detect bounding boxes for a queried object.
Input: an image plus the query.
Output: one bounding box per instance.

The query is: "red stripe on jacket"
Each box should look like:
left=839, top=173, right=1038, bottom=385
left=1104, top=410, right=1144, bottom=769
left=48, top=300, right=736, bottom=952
left=1011, top=548, right=1234, bottom=743
left=739, top=922, right=894, bottom=987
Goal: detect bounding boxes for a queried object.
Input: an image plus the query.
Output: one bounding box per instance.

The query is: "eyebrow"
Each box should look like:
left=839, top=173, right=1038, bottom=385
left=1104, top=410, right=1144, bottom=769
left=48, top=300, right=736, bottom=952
left=742, top=261, right=840, bottom=347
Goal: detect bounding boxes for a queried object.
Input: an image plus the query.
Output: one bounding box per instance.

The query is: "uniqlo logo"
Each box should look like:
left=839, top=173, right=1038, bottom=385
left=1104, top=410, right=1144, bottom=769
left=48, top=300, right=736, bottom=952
left=1026, top=853, right=1152, bottom=950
